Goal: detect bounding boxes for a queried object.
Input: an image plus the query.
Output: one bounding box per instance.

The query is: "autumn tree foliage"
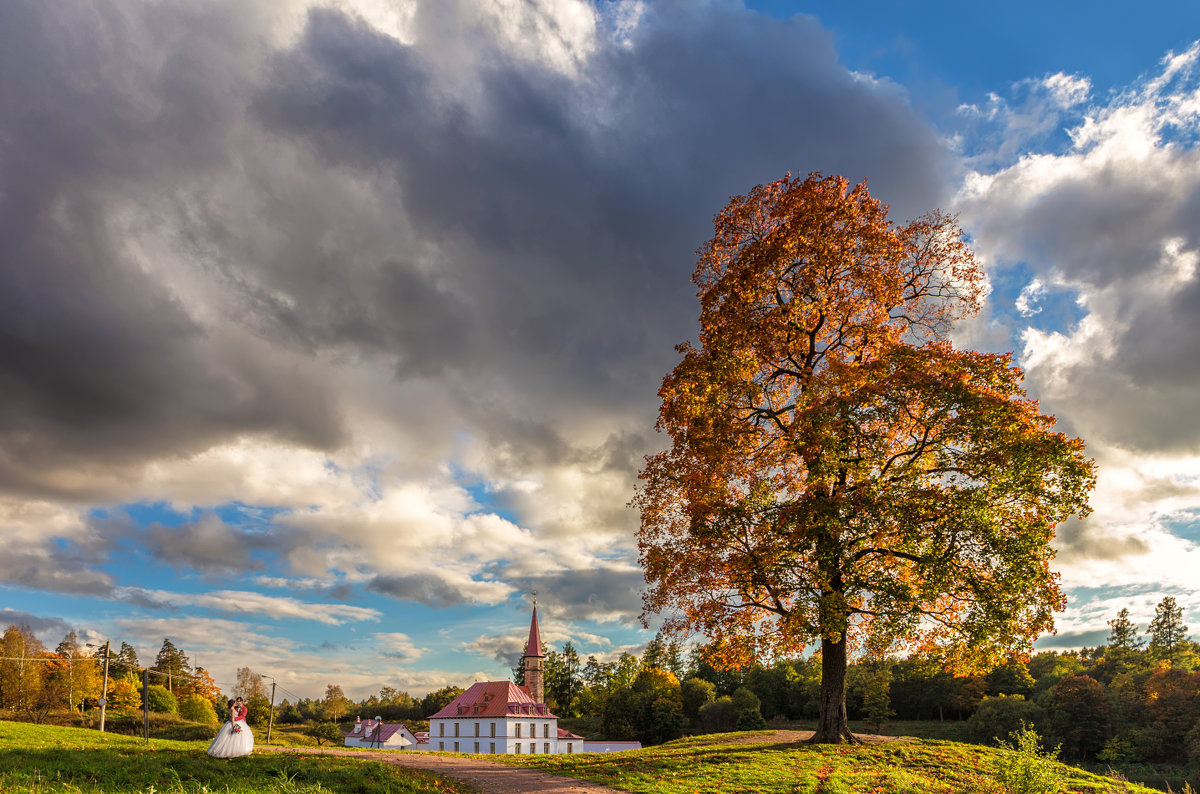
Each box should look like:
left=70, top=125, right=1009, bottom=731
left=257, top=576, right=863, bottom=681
left=635, top=173, right=1096, bottom=743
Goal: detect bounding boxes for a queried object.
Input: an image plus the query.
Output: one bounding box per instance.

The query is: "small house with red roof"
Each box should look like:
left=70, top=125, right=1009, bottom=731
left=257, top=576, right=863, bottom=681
left=426, top=605, right=597, bottom=755
left=343, top=717, right=417, bottom=749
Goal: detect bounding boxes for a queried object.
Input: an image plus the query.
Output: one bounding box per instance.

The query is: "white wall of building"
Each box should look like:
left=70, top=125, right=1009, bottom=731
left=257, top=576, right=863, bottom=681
left=428, top=717, right=575, bottom=754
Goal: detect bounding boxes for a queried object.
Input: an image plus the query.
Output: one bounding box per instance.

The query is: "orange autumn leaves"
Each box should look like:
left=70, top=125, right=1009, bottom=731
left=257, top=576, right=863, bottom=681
left=635, top=173, right=1095, bottom=675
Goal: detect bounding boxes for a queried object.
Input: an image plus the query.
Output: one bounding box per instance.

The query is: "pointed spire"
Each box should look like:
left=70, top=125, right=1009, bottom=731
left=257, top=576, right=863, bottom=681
left=525, top=601, right=544, bottom=659
left=522, top=596, right=545, bottom=704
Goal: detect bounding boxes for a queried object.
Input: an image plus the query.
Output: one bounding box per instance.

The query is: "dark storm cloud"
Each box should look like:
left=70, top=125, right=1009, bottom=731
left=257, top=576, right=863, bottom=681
left=249, top=5, right=953, bottom=433
left=0, top=0, right=346, bottom=496
left=514, top=567, right=647, bottom=625
left=0, top=0, right=950, bottom=490
left=367, top=573, right=482, bottom=608
left=140, top=515, right=272, bottom=575
left=0, top=0, right=955, bottom=619
left=0, top=608, right=72, bottom=638
left=0, top=550, right=115, bottom=598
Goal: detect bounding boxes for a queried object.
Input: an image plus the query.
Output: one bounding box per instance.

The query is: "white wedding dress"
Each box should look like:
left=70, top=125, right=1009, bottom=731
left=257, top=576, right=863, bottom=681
left=207, top=712, right=254, bottom=758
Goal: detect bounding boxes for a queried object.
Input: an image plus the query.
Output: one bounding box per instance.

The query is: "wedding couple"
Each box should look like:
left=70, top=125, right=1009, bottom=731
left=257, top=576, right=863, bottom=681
left=206, top=696, right=255, bottom=758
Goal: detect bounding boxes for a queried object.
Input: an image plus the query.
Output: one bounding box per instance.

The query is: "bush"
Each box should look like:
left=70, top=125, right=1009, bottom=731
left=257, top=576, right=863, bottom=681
left=732, top=687, right=767, bottom=730
left=145, top=685, right=178, bottom=715
left=1097, top=732, right=1140, bottom=764
left=178, top=694, right=218, bottom=725
left=994, top=724, right=1061, bottom=794
left=968, top=694, right=1041, bottom=744
left=306, top=722, right=344, bottom=746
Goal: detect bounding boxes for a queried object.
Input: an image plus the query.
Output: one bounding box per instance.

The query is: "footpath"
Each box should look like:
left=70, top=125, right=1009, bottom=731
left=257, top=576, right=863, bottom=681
left=269, top=745, right=627, bottom=794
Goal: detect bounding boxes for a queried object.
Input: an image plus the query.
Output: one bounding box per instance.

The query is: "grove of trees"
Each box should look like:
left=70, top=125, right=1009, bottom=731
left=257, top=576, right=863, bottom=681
left=2, top=592, right=1194, bottom=765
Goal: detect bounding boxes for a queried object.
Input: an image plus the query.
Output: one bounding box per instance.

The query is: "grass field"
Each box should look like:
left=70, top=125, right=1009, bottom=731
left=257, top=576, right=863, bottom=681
left=497, top=731, right=1166, bottom=794
left=1, top=718, right=1188, bottom=793
left=0, top=721, right=471, bottom=793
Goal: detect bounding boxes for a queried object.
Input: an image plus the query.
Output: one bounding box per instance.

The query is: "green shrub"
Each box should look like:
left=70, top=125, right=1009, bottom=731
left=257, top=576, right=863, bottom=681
left=968, top=694, right=1041, bottom=744
left=1096, top=732, right=1140, bottom=764
left=732, top=687, right=767, bottom=730
left=145, top=685, right=178, bottom=715
left=178, top=694, right=219, bottom=725
left=306, top=721, right=344, bottom=746
left=994, top=724, right=1061, bottom=794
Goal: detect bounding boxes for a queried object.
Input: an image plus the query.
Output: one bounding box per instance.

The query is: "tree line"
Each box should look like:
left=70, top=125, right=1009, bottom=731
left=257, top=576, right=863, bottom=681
left=5, top=595, right=1194, bottom=762
left=1, top=627, right=253, bottom=728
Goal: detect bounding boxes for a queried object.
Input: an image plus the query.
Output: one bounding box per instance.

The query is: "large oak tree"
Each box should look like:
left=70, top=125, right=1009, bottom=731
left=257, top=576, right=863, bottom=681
left=635, top=173, right=1095, bottom=743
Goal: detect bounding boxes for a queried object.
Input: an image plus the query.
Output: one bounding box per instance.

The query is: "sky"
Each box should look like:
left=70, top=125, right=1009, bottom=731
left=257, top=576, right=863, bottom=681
left=2, top=0, right=1200, bottom=702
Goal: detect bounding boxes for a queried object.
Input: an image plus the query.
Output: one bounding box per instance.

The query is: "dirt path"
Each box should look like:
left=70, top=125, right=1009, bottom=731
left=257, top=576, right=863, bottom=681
left=267, top=746, right=627, bottom=794
left=263, top=731, right=905, bottom=793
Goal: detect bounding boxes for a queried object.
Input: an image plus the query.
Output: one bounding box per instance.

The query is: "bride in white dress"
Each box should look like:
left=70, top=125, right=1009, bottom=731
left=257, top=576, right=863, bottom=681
left=207, top=696, right=255, bottom=758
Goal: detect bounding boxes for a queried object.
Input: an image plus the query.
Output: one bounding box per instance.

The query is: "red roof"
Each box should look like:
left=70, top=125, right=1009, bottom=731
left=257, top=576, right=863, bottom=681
left=557, top=727, right=584, bottom=740
left=525, top=606, right=544, bottom=658
left=428, top=680, right=557, bottom=720
left=344, top=720, right=413, bottom=744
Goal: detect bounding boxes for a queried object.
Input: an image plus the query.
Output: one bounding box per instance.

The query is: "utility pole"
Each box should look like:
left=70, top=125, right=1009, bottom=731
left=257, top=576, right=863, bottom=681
left=141, top=669, right=150, bottom=740
left=99, top=641, right=110, bottom=733
left=266, top=681, right=277, bottom=745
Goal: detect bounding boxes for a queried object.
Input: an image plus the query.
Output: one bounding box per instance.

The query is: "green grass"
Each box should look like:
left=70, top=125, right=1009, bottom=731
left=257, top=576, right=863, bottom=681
left=495, top=731, right=1164, bottom=793
left=3, top=718, right=1183, bottom=794
left=0, top=720, right=472, bottom=793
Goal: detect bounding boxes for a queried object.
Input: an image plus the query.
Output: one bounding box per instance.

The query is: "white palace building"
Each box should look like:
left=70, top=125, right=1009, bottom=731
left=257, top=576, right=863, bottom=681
left=346, top=606, right=639, bottom=755
left=427, top=605, right=585, bottom=755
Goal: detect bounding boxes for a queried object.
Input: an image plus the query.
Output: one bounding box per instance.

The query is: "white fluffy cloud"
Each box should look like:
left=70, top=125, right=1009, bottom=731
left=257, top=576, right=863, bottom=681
left=957, top=43, right=1200, bottom=638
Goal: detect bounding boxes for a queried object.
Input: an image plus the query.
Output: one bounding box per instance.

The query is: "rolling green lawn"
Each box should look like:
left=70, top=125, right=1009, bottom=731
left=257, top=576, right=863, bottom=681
left=1, top=719, right=1184, bottom=794
left=0, top=720, right=471, bottom=793
left=497, top=731, right=1164, bottom=794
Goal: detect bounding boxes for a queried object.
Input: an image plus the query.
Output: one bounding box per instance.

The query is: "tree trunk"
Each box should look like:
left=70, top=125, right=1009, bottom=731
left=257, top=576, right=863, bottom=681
left=809, top=634, right=857, bottom=744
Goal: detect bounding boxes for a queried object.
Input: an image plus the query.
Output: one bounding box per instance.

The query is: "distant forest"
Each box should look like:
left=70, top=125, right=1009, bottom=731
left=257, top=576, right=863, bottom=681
left=2, top=595, right=1196, bottom=765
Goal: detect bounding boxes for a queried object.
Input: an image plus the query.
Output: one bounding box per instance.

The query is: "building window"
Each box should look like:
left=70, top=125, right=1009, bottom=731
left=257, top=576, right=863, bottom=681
left=489, top=742, right=495, bottom=754
left=515, top=724, right=522, bottom=738
left=454, top=741, right=459, bottom=752
left=516, top=743, right=522, bottom=754
left=530, top=723, right=535, bottom=737
left=543, top=723, right=549, bottom=738
left=474, top=742, right=479, bottom=753
left=490, top=722, right=496, bottom=738
left=531, top=743, right=537, bottom=754
left=439, top=724, right=444, bottom=737
left=474, top=722, right=479, bottom=737
left=544, top=742, right=550, bottom=754
left=454, top=723, right=460, bottom=737
left=439, top=742, right=444, bottom=751
left=567, top=743, right=573, bottom=753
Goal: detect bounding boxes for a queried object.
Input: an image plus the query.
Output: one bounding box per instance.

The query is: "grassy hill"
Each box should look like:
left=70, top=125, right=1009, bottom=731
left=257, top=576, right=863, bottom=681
left=0, top=719, right=1178, bottom=793
left=0, top=720, right=470, bottom=793
left=499, top=731, right=1168, bottom=794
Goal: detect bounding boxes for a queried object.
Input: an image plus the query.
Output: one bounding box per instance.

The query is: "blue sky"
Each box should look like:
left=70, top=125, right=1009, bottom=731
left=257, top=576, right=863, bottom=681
left=2, top=0, right=1200, bottom=700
